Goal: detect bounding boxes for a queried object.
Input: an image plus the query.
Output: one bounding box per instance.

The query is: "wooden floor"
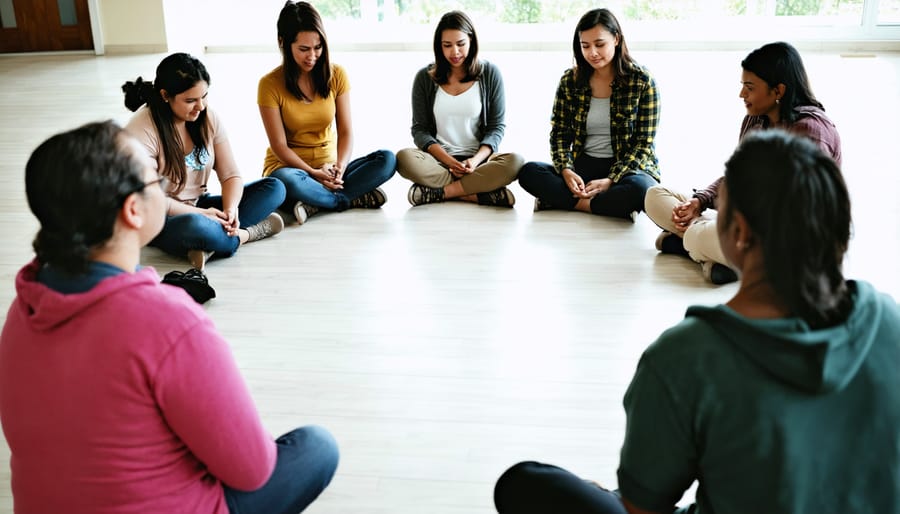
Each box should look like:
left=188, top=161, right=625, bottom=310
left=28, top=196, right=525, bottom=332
left=0, top=48, right=897, bottom=513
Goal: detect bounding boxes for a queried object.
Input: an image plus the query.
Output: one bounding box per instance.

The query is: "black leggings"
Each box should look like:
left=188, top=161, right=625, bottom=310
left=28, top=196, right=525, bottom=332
left=494, top=461, right=628, bottom=514
left=517, top=155, right=657, bottom=219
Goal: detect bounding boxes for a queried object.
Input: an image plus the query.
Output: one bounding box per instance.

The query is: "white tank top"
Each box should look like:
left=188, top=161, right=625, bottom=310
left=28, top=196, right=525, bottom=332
left=434, top=82, right=482, bottom=157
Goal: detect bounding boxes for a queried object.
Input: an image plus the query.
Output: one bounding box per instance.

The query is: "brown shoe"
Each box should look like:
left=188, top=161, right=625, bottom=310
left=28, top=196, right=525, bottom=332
left=350, top=187, right=387, bottom=209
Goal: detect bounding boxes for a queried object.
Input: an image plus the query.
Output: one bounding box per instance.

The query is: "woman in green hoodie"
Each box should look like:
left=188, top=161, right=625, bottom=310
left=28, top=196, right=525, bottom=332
left=494, top=130, right=900, bottom=514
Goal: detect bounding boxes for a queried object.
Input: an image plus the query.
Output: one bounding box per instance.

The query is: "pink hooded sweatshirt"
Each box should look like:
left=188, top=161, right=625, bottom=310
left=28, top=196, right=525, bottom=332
left=0, top=260, right=276, bottom=514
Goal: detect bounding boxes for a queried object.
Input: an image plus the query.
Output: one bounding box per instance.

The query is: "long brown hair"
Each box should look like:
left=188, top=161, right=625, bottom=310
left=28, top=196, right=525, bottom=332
left=429, top=11, right=482, bottom=85
left=277, top=0, right=332, bottom=101
left=122, top=53, right=211, bottom=195
left=572, top=8, right=634, bottom=88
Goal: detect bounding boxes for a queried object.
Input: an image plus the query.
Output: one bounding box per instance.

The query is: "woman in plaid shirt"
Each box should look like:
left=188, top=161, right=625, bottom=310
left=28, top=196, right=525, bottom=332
left=518, top=8, right=660, bottom=220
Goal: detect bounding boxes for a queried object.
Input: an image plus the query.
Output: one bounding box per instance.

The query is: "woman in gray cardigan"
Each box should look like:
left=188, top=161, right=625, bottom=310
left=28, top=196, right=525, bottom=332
left=396, top=11, right=523, bottom=208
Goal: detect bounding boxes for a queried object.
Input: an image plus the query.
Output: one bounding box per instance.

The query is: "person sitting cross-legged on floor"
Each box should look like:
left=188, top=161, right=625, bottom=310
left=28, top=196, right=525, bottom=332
left=518, top=8, right=660, bottom=221
left=396, top=10, right=523, bottom=209
left=494, top=130, right=899, bottom=514
left=0, top=120, right=339, bottom=514
left=123, top=52, right=287, bottom=271
left=644, top=41, right=842, bottom=285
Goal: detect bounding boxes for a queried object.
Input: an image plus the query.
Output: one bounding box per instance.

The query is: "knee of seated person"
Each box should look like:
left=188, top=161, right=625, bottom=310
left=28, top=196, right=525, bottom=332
left=285, top=425, right=340, bottom=470
left=495, top=461, right=544, bottom=498
left=501, top=152, right=525, bottom=177
left=515, top=163, right=543, bottom=186
left=261, top=176, right=287, bottom=195
left=644, top=184, right=666, bottom=202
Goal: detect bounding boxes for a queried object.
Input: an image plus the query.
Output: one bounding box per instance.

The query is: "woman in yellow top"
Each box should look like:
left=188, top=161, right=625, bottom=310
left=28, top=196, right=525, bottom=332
left=258, top=0, right=396, bottom=225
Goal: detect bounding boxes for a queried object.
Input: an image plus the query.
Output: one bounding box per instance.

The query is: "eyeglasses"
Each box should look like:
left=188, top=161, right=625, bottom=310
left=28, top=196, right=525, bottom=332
left=142, top=176, right=169, bottom=192
left=121, top=176, right=169, bottom=205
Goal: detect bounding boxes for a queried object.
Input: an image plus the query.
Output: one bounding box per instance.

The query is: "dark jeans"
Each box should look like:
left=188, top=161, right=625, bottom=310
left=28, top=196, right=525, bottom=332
left=271, top=149, right=397, bottom=211
left=149, top=177, right=286, bottom=258
left=224, top=425, right=339, bottom=514
left=494, top=461, right=628, bottom=514
left=518, top=155, right=657, bottom=219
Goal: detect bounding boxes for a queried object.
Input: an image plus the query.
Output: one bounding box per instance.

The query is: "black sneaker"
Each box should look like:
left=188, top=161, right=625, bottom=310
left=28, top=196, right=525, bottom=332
left=350, top=187, right=387, bottom=209
left=476, top=187, right=515, bottom=208
left=655, top=231, right=690, bottom=258
left=533, top=198, right=552, bottom=211
left=408, top=184, right=445, bottom=206
left=702, top=261, right=739, bottom=285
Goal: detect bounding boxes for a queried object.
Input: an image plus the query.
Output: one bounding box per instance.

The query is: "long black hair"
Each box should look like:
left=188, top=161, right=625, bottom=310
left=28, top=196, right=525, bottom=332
left=121, top=52, right=210, bottom=194
left=722, top=129, right=852, bottom=328
left=277, top=0, right=332, bottom=101
left=572, top=8, right=634, bottom=87
left=26, top=121, right=146, bottom=275
left=429, top=11, right=481, bottom=85
left=741, top=42, right=824, bottom=125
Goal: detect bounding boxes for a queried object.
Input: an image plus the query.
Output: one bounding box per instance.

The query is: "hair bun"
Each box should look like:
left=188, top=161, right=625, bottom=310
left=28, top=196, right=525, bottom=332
left=121, top=76, right=155, bottom=112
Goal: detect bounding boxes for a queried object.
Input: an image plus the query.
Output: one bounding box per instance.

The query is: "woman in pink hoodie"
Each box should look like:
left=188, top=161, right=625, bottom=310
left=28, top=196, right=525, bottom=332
left=0, top=121, right=338, bottom=514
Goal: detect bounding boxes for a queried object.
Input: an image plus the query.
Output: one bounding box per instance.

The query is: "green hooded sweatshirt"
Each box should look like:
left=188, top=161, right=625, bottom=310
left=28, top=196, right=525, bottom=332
left=617, top=280, right=900, bottom=514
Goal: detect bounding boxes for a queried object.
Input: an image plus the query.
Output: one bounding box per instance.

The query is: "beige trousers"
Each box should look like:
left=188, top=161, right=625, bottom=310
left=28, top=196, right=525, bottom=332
left=644, top=185, right=728, bottom=265
left=396, top=148, right=523, bottom=194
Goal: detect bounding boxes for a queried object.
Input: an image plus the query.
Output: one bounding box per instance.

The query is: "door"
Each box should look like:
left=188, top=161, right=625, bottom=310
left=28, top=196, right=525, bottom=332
left=0, top=0, right=93, bottom=53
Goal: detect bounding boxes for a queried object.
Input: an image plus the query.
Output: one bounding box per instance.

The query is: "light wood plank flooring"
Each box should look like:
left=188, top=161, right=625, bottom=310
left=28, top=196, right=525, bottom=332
left=0, top=48, right=897, bottom=513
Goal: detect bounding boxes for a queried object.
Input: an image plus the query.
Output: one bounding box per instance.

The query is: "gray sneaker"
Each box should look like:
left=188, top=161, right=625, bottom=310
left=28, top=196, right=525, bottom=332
left=246, top=212, right=285, bottom=243
left=293, top=201, right=320, bottom=225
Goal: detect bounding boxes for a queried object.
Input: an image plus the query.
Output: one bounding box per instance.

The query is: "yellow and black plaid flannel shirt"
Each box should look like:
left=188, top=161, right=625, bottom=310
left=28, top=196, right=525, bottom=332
left=549, top=63, right=661, bottom=182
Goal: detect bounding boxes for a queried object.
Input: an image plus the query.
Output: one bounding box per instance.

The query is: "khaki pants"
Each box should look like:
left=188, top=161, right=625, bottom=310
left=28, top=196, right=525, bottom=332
left=644, top=185, right=727, bottom=265
left=396, top=148, right=522, bottom=194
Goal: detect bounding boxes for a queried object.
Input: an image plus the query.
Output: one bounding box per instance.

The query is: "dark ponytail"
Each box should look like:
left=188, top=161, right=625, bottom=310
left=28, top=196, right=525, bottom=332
left=722, top=130, right=852, bottom=328
left=26, top=121, right=145, bottom=275
left=121, top=76, right=155, bottom=112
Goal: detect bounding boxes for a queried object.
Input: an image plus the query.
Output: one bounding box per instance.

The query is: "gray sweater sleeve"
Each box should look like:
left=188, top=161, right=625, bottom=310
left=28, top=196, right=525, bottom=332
left=410, top=66, right=439, bottom=151
left=477, top=61, right=506, bottom=153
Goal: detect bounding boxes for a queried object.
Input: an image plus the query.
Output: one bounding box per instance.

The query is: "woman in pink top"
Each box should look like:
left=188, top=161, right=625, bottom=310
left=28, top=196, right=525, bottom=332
left=124, top=53, right=287, bottom=271
left=0, top=121, right=338, bottom=513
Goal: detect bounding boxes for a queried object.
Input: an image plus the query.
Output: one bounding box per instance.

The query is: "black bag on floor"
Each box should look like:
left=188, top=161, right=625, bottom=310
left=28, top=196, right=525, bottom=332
left=161, top=268, right=216, bottom=304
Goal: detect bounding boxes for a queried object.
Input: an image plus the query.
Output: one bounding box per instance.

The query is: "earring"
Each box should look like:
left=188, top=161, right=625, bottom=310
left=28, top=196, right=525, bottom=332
left=775, top=98, right=780, bottom=104
left=737, top=240, right=748, bottom=251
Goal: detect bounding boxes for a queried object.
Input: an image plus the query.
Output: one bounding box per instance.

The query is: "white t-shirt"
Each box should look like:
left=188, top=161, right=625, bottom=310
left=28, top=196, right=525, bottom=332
left=584, top=97, right=614, bottom=158
left=434, top=82, right=482, bottom=157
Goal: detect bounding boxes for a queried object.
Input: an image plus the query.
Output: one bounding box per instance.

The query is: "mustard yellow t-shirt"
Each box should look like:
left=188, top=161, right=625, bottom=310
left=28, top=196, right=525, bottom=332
left=257, top=64, right=350, bottom=175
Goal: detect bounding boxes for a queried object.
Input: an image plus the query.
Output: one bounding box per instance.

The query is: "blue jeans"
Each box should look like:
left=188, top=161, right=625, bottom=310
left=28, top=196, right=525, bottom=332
left=494, top=461, right=628, bottom=514
left=224, top=425, right=339, bottom=514
left=518, top=155, right=657, bottom=219
left=271, top=149, right=397, bottom=211
left=149, top=177, right=286, bottom=258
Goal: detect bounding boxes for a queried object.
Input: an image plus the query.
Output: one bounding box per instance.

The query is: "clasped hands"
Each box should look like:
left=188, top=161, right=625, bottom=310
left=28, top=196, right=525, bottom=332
left=671, top=198, right=701, bottom=234
left=446, top=157, right=480, bottom=178
left=200, top=207, right=240, bottom=237
left=562, top=168, right=612, bottom=199
left=310, top=162, right=345, bottom=190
